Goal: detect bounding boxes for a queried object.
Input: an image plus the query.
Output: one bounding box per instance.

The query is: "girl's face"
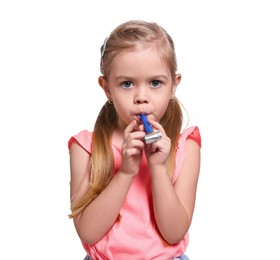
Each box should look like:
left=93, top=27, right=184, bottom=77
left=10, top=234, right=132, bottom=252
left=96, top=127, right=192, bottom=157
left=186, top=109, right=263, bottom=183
left=99, top=45, right=181, bottom=131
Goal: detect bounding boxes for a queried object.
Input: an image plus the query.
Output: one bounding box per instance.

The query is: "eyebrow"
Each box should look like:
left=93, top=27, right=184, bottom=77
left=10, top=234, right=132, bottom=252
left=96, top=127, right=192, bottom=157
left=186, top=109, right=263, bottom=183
left=114, top=75, right=169, bottom=81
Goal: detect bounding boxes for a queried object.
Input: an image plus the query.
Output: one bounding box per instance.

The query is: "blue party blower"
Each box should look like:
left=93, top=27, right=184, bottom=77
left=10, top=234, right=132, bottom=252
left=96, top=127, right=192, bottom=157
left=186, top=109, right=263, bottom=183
left=140, top=114, right=162, bottom=144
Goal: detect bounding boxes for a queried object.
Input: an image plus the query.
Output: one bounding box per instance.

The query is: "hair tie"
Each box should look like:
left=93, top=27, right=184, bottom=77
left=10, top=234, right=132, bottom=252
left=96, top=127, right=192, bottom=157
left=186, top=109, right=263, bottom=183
left=101, top=37, right=109, bottom=59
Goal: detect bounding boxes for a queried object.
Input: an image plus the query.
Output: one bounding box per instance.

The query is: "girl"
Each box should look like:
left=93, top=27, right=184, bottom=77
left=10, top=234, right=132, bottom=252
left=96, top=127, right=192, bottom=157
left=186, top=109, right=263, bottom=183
left=68, top=20, right=201, bottom=260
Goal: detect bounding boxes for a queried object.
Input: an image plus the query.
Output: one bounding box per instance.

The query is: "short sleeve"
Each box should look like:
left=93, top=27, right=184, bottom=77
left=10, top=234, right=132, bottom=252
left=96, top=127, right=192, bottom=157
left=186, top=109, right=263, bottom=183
left=186, top=126, right=201, bottom=147
left=68, top=130, right=92, bottom=154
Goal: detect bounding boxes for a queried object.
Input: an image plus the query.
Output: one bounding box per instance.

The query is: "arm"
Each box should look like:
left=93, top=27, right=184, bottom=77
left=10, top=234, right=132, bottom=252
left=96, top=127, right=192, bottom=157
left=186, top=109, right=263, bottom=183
left=69, top=121, right=145, bottom=244
left=70, top=141, right=134, bottom=244
left=151, top=139, right=200, bottom=244
left=145, top=120, right=201, bottom=244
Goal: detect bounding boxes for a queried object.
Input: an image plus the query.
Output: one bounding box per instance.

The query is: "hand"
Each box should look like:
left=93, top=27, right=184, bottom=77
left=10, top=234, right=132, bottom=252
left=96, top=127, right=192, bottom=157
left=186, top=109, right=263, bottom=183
left=119, top=120, right=146, bottom=177
left=145, top=119, right=171, bottom=168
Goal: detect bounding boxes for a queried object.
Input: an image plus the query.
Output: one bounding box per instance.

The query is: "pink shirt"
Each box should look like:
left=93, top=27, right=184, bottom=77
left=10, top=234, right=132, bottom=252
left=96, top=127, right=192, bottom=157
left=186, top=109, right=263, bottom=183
left=68, top=126, right=201, bottom=260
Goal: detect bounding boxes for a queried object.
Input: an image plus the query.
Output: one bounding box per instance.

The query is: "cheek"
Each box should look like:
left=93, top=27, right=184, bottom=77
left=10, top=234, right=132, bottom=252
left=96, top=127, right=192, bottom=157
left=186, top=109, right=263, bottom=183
left=114, top=95, right=132, bottom=112
left=113, top=102, right=133, bottom=124
left=160, top=95, right=172, bottom=108
left=155, top=99, right=171, bottom=120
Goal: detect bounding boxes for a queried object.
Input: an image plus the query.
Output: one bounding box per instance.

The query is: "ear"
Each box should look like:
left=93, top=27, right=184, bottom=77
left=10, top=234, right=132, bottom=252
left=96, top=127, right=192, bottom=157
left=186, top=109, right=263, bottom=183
left=172, top=73, right=181, bottom=96
left=98, top=76, right=111, bottom=100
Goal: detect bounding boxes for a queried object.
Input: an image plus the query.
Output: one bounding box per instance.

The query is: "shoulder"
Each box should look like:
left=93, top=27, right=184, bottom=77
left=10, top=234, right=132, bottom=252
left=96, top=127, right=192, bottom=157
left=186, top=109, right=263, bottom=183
left=68, top=131, right=93, bottom=203
left=68, top=130, right=92, bottom=154
left=173, top=126, right=201, bottom=183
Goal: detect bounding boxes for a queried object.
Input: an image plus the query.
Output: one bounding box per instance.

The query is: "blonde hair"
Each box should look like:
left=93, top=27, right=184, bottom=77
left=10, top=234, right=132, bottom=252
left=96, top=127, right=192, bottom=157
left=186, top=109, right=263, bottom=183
left=69, top=20, right=183, bottom=218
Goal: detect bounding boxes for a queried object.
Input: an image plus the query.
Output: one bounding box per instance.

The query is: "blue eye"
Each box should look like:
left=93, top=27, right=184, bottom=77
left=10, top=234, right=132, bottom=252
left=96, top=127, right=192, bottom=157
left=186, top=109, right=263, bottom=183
left=121, top=81, right=133, bottom=89
left=150, top=80, right=161, bottom=88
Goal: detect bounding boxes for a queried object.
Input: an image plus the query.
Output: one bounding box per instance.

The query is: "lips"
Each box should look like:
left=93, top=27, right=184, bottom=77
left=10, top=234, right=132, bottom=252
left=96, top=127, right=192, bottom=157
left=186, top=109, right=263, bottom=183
left=135, top=113, right=149, bottom=122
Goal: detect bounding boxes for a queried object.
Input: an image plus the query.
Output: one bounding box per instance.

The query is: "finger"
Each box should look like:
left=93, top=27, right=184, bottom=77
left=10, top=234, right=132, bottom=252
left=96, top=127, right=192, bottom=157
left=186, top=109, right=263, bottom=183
left=148, top=119, right=166, bottom=135
left=138, top=124, right=145, bottom=132
left=125, top=139, right=145, bottom=150
left=124, top=120, right=137, bottom=138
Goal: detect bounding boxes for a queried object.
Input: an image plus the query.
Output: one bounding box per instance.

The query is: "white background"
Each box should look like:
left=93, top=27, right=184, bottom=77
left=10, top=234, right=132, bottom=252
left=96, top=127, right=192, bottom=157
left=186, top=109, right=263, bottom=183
left=0, top=0, right=279, bottom=259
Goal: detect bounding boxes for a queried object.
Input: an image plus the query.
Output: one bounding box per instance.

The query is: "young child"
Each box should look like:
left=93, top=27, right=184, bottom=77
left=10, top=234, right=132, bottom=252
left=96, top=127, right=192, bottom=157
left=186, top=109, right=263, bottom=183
left=68, top=20, right=201, bottom=260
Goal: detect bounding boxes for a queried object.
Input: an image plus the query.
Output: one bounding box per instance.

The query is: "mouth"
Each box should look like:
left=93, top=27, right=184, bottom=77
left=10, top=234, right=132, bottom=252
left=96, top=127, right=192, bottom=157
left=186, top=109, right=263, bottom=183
left=135, top=113, right=150, bottom=122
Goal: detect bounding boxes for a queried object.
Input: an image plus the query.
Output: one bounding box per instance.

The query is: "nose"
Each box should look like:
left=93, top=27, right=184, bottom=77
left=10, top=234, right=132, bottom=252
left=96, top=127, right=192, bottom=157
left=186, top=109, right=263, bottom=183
left=134, top=88, right=149, bottom=104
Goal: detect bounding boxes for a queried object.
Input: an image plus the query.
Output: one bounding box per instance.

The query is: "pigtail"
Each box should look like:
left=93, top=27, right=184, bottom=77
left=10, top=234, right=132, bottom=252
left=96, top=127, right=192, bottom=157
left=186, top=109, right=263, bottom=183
left=69, top=102, right=117, bottom=218
left=160, top=98, right=183, bottom=178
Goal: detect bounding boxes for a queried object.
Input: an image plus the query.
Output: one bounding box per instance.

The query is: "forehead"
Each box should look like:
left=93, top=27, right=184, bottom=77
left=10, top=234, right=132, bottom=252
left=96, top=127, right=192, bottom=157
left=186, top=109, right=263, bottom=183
left=109, top=45, right=170, bottom=76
